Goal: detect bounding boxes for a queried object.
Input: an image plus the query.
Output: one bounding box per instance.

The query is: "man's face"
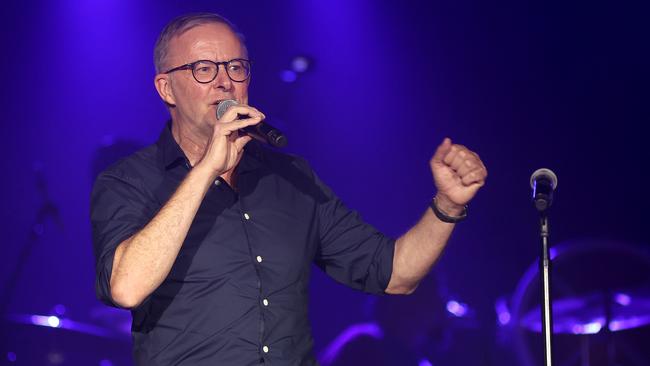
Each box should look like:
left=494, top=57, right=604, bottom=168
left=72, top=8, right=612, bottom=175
left=156, top=22, right=249, bottom=134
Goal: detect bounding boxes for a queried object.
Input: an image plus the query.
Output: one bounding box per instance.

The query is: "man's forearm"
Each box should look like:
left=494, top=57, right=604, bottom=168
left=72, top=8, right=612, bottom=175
left=385, top=138, right=486, bottom=295
left=109, top=164, right=217, bottom=308
left=385, top=201, right=461, bottom=295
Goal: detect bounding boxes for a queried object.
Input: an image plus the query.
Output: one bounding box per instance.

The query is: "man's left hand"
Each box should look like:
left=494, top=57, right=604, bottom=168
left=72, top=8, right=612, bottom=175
left=430, top=138, right=488, bottom=213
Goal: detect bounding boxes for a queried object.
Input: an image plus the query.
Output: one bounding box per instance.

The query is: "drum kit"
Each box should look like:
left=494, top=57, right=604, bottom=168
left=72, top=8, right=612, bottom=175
left=0, top=306, right=132, bottom=365
left=0, top=144, right=140, bottom=365
left=507, top=239, right=650, bottom=366
left=318, top=238, right=650, bottom=366
left=4, top=239, right=649, bottom=366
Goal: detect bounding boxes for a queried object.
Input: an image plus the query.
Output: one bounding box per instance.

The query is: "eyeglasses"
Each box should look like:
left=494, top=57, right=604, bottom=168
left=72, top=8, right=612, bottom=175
left=164, top=59, right=251, bottom=83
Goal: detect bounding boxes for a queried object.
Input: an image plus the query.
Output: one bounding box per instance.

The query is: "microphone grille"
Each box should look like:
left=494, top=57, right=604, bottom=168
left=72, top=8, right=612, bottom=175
left=216, top=99, right=238, bottom=120
left=530, top=168, right=558, bottom=189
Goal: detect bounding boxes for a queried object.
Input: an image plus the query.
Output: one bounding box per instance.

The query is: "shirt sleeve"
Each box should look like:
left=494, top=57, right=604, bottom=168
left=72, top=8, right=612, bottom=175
left=90, top=170, right=155, bottom=307
left=305, top=161, right=396, bottom=295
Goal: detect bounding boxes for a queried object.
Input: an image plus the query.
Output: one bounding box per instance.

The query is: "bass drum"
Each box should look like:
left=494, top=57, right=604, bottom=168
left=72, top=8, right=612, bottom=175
left=320, top=268, right=483, bottom=366
left=510, top=238, right=650, bottom=366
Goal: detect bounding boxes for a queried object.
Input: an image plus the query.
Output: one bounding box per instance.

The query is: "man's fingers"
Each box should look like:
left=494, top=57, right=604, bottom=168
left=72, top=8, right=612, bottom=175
left=218, top=104, right=265, bottom=123
left=461, top=167, right=488, bottom=186
left=448, top=149, right=468, bottom=170
left=456, top=157, right=479, bottom=177
left=234, top=135, right=253, bottom=151
left=217, top=115, right=263, bottom=135
left=442, top=144, right=468, bottom=166
left=433, top=138, right=487, bottom=184
left=431, top=138, right=453, bottom=164
left=245, top=106, right=265, bottom=118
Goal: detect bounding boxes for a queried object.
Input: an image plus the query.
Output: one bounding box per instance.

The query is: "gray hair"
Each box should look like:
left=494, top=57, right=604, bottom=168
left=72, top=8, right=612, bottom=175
left=154, top=12, right=247, bottom=74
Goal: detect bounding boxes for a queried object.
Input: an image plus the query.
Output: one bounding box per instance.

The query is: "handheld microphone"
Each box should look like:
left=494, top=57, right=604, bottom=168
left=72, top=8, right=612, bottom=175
left=216, top=99, right=287, bottom=148
left=530, top=168, right=558, bottom=212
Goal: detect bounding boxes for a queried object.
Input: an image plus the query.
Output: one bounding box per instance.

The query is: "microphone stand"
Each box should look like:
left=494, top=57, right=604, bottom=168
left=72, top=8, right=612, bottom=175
left=531, top=168, right=557, bottom=366
left=538, top=212, right=553, bottom=366
left=0, top=168, right=62, bottom=316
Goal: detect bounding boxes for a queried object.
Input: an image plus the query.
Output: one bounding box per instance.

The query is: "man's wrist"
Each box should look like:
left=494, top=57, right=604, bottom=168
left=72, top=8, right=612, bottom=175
left=188, top=162, right=222, bottom=187
left=433, top=195, right=465, bottom=216
left=430, top=195, right=468, bottom=223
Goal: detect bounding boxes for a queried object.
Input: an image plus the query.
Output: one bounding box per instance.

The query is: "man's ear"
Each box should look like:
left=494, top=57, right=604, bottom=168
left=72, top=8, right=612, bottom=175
left=154, top=74, right=176, bottom=106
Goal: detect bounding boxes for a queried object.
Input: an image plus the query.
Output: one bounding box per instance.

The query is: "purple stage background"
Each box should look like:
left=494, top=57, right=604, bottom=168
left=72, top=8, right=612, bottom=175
left=1, top=1, right=649, bottom=365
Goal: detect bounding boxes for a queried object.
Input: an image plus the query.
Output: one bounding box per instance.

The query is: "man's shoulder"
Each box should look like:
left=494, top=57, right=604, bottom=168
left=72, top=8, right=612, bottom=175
left=95, top=143, right=161, bottom=186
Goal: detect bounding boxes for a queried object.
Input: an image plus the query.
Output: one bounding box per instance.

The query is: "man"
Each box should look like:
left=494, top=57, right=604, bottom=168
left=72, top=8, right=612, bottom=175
left=91, top=12, right=487, bottom=366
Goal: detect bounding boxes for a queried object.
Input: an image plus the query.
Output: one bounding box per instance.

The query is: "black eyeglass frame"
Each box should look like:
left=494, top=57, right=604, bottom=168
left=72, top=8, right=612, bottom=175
left=164, top=58, right=252, bottom=83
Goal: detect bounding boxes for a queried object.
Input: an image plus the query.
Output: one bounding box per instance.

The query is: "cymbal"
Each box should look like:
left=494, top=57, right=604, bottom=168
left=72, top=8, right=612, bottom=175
left=519, top=287, right=650, bottom=334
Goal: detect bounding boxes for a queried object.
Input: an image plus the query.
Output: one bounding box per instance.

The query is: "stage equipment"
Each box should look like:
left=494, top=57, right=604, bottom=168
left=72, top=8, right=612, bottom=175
left=508, top=239, right=650, bottom=366
left=530, top=168, right=558, bottom=366
left=1, top=312, right=131, bottom=365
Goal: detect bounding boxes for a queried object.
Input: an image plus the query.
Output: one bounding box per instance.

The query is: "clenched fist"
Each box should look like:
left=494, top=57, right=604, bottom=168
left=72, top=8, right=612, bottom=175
left=430, top=138, right=487, bottom=213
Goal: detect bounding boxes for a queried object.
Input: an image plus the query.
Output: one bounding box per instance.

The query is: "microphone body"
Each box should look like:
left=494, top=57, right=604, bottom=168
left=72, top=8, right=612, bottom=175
left=530, top=168, right=558, bottom=212
left=216, top=99, right=287, bottom=148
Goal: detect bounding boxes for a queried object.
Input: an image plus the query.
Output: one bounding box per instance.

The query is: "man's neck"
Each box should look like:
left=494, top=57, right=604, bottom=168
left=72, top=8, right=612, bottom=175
left=171, top=122, right=207, bottom=165
left=171, top=119, right=238, bottom=187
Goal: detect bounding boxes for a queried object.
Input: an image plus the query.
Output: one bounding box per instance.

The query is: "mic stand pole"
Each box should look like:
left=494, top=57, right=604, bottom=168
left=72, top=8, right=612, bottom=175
left=1, top=169, right=62, bottom=316
left=539, top=213, right=553, bottom=366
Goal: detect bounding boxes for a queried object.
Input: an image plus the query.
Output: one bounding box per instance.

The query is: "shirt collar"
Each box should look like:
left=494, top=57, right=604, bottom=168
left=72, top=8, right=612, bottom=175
left=156, top=121, right=265, bottom=173
left=156, top=121, right=187, bottom=170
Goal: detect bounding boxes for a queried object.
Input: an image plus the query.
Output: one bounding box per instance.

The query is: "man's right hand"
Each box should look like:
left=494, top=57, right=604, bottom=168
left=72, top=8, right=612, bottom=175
left=198, top=104, right=265, bottom=176
left=109, top=104, right=265, bottom=308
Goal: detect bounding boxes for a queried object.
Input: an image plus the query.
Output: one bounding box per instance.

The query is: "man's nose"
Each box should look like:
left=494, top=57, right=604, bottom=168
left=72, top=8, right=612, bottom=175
left=212, top=64, right=233, bottom=90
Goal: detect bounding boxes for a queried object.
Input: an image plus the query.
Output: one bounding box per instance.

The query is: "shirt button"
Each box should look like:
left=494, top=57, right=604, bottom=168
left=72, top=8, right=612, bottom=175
left=244, top=213, right=250, bottom=220
left=256, top=255, right=263, bottom=263
left=262, top=346, right=269, bottom=353
left=262, top=298, right=269, bottom=307
left=214, top=179, right=221, bottom=186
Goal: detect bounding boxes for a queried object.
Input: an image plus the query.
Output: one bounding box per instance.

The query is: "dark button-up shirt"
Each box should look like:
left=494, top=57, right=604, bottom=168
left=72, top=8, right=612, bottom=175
left=90, top=124, right=396, bottom=366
